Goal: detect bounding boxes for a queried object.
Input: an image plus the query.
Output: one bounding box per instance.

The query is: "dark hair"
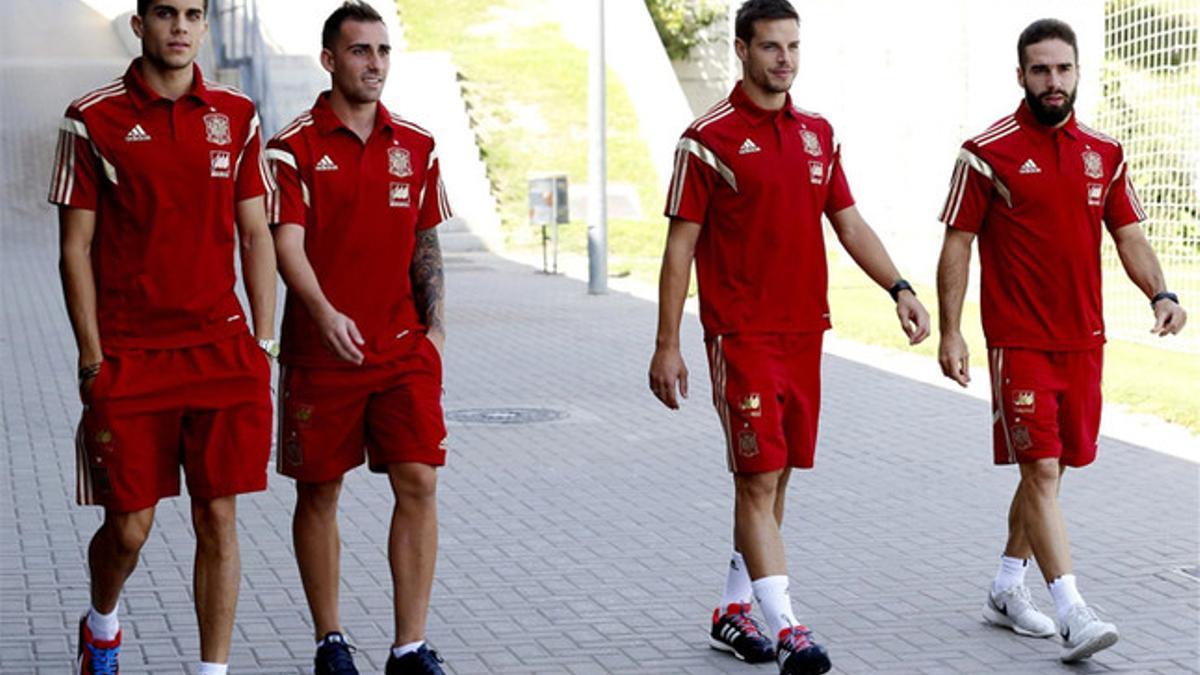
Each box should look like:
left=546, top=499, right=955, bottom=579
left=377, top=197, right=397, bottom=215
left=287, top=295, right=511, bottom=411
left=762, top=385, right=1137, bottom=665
left=137, top=0, right=208, bottom=16
left=734, top=0, right=799, bottom=44
left=322, top=1, right=384, bottom=50
left=1017, top=18, right=1078, bottom=69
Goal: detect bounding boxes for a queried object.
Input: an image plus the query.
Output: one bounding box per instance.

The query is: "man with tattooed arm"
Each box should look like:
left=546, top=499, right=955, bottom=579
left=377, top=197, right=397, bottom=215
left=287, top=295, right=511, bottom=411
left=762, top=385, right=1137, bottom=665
left=265, top=2, right=452, bottom=673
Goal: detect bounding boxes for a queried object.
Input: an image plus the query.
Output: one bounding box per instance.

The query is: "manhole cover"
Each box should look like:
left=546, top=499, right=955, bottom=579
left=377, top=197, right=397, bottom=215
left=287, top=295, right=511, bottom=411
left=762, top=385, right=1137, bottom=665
left=445, top=407, right=567, bottom=425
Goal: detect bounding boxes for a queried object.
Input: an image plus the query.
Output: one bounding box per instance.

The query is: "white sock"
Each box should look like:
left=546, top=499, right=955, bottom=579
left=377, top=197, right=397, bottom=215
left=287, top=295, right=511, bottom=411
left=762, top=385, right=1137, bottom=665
left=195, top=663, right=227, bottom=675
left=1048, top=574, right=1086, bottom=623
left=720, top=550, right=754, bottom=608
left=317, top=632, right=347, bottom=647
left=992, top=555, right=1029, bottom=594
left=751, top=575, right=798, bottom=641
left=87, top=604, right=119, bottom=641
left=391, top=640, right=425, bottom=659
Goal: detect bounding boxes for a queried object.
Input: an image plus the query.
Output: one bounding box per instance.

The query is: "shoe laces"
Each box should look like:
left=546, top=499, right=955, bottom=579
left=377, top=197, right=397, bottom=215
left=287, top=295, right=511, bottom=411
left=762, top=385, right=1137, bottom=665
left=779, top=625, right=815, bottom=652
left=726, top=605, right=766, bottom=638
left=413, top=647, right=445, bottom=672
left=85, top=643, right=120, bottom=675
left=321, top=637, right=358, bottom=671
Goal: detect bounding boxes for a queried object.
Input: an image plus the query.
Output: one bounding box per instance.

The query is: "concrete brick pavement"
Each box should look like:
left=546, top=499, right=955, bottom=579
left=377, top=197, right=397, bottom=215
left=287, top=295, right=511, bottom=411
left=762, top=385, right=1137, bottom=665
left=2, top=242, right=1198, bottom=673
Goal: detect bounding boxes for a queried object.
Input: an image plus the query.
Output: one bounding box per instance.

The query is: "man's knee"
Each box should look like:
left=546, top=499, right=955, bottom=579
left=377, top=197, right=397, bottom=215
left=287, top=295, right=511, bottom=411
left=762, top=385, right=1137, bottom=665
left=734, top=470, right=782, bottom=507
left=296, top=478, right=343, bottom=514
left=1018, top=458, right=1060, bottom=496
left=388, top=462, right=438, bottom=503
left=103, top=507, right=154, bottom=554
left=191, top=495, right=238, bottom=546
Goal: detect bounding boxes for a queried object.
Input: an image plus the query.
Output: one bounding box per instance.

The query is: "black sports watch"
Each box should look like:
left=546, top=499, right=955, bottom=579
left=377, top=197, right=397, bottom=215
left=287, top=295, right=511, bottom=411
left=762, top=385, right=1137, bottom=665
left=888, top=279, right=915, bottom=302
left=1150, top=291, right=1179, bottom=308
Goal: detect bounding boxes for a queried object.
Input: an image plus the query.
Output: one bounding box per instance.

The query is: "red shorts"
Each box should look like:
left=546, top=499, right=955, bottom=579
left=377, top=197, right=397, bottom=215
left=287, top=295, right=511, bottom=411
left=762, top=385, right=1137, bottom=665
left=277, top=332, right=446, bottom=483
left=706, top=332, right=823, bottom=474
left=76, top=333, right=273, bottom=512
left=988, top=346, right=1103, bottom=467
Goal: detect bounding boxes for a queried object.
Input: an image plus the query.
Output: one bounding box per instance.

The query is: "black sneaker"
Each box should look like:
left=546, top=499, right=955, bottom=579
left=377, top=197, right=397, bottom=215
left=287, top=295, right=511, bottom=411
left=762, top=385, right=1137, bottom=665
left=709, top=602, right=775, bottom=663
left=385, top=643, right=445, bottom=675
left=314, top=632, right=359, bottom=675
left=776, top=625, right=831, bottom=675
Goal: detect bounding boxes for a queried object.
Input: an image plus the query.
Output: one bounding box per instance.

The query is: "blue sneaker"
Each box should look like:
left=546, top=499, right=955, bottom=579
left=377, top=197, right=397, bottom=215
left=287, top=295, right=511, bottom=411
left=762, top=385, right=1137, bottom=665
left=709, top=603, right=775, bottom=662
left=776, top=625, right=831, bottom=675
left=314, top=632, right=359, bottom=675
left=76, top=616, right=120, bottom=675
left=385, top=643, right=445, bottom=675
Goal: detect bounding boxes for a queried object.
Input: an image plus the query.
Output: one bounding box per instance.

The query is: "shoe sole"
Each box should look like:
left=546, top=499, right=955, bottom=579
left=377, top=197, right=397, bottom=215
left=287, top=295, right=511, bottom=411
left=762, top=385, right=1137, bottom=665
left=982, top=604, right=1055, bottom=638
left=708, top=635, right=775, bottom=664
left=1061, top=628, right=1119, bottom=662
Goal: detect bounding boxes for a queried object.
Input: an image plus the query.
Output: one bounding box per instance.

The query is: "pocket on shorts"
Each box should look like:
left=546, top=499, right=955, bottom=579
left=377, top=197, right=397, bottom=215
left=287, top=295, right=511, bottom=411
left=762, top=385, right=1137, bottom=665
left=419, top=332, right=443, bottom=374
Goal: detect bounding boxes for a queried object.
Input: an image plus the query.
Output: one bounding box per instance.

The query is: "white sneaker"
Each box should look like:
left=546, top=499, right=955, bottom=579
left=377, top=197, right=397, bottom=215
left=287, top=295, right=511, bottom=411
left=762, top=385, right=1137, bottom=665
left=982, top=584, right=1056, bottom=637
left=1059, top=604, right=1119, bottom=662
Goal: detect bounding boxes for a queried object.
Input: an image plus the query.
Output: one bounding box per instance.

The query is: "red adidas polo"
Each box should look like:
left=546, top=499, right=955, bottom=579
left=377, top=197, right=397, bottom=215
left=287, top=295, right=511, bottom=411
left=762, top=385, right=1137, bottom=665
left=47, top=58, right=273, bottom=349
left=665, top=82, right=855, bottom=338
left=939, top=103, right=1146, bottom=350
left=266, top=93, right=453, bottom=369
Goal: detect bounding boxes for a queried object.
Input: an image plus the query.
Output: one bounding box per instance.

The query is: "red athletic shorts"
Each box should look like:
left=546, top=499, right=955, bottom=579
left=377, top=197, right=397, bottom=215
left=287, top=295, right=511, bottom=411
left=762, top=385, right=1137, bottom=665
left=277, top=332, right=446, bottom=483
left=988, top=346, right=1103, bottom=467
left=706, top=332, right=823, bottom=474
left=76, top=333, right=273, bottom=512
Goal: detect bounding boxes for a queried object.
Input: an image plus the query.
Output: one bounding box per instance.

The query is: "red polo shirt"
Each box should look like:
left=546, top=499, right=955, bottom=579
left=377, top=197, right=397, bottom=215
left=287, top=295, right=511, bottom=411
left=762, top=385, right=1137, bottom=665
left=664, top=82, right=855, bottom=338
left=939, top=103, right=1145, bottom=350
left=266, top=94, right=452, bottom=368
left=48, top=59, right=272, bottom=349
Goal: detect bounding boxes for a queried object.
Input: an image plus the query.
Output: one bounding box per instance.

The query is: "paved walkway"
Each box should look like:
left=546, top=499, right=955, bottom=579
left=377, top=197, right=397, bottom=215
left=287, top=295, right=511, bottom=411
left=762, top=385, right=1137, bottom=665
left=2, top=2, right=1198, bottom=674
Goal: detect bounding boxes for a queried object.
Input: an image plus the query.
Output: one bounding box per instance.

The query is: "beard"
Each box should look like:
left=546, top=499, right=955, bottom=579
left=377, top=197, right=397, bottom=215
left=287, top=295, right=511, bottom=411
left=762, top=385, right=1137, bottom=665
left=1024, top=85, right=1077, bottom=126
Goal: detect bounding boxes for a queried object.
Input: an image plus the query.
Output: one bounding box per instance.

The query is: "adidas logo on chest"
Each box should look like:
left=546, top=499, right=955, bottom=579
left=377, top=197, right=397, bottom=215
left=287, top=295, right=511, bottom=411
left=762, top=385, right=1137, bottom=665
left=1019, top=158, right=1041, bottom=174
left=315, top=154, right=339, bottom=171
left=738, top=138, right=760, bottom=155
left=124, top=124, right=151, bottom=142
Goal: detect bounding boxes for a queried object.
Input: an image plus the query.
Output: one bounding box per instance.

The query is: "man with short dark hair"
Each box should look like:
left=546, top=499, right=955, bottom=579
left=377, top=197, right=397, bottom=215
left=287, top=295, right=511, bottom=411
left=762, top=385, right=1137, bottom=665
left=49, top=1, right=277, bottom=674
left=649, top=1, right=929, bottom=673
left=266, top=2, right=450, bottom=674
left=936, top=17, right=1187, bottom=664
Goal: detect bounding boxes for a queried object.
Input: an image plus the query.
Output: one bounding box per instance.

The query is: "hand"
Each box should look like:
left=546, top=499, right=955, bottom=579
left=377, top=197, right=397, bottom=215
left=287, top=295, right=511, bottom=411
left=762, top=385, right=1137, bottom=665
left=648, top=346, right=688, bottom=409
left=938, top=332, right=970, bottom=387
left=896, top=291, right=931, bottom=345
left=316, top=307, right=365, bottom=364
left=78, top=361, right=102, bottom=402
left=1151, top=299, right=1187, bottom=336
left=425, top=328, right=445, bottom=360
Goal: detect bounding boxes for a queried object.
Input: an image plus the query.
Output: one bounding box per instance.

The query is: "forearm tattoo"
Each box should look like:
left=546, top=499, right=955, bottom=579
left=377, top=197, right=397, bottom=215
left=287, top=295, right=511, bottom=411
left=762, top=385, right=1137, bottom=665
left=411, top=227, right=445, bottom=334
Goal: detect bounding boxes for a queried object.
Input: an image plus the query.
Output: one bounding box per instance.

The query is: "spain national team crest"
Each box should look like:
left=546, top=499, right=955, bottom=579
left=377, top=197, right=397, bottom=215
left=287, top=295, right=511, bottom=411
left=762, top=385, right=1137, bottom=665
left=388, top=146, right=413, bottom=178
left=389, top=182, right=411, bottom=208
left=800, top=129, right=822, bottom=157
left=203, top=112, right=231, bottom=145
left=1011, top=424, right=1033, bottom=451
left=1082, top=150, right=1103, bottom=179
left=738, top=430, right=759, bottom=457
left=1012, top=390, right=1036, bottom=414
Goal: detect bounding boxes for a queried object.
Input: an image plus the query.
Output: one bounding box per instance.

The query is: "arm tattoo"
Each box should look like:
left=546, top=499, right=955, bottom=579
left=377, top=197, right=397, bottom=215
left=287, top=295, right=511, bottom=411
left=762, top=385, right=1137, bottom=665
left=411, top=227, right=445, bottom=334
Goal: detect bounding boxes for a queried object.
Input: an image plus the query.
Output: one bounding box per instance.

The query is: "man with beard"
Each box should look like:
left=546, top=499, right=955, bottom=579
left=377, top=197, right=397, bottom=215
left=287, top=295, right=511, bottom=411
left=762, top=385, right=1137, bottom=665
left=265, top=2, right=450, bottom=674
left=936, top=18, right=1186, bottom=663
left=649, top=1, right=930, bottom=673
left=49, top=1, right=277, bottom=673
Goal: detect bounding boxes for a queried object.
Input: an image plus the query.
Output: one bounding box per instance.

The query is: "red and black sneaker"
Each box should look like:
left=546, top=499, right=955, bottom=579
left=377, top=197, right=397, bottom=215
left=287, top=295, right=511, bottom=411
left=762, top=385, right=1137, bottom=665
left=709, top=603, right=775, bottom=663
left=776, top=625, right=831, bottom=675
left=77, top=616, right=121, bottom=675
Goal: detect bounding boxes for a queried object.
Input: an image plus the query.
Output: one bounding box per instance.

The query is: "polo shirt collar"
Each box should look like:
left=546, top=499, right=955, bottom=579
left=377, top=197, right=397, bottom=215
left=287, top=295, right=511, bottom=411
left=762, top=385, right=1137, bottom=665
left=123, top=57, right=212, bottom=110
left=1015, top=100, right=1079, bottom=140
left=311, top=91, right=395, bottom=138
left=729, top=80, right=798, bottom=126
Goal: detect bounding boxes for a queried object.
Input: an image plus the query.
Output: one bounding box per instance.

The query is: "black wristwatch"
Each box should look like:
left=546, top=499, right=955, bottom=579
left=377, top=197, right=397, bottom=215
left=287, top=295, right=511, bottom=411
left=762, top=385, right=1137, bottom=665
left=1150, top=291, right=1179, bottom=308
left=888, top=279, right=915, bottom=302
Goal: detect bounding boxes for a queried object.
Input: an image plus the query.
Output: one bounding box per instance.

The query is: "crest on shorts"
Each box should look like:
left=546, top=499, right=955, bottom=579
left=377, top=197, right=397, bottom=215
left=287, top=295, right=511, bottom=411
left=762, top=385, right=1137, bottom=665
left=1082, top=150, right=1103, bottom=179
left=94, top=429, right=113, bottom=445
left=389, top=182, right=411, bottom=208
left=800, top=129, right=822, bottom=157
left=1012, top=390, right=1036, bottom=414
left=284, top=437, right=303, bottom=466
left=737, top=430, right=759, bottom=457
left=1011, top=424, right=1033, bottom=451
left=203, top=112, right=231, bottom=145
left=739, top=393, right=762, bottom=417
left=388, top=147, right=413, bottom=178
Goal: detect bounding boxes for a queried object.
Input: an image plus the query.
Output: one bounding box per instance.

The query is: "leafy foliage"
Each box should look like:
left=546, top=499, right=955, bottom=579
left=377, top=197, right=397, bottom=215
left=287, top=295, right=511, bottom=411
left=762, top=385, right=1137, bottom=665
left=644, top=0, right=723, bottom=61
